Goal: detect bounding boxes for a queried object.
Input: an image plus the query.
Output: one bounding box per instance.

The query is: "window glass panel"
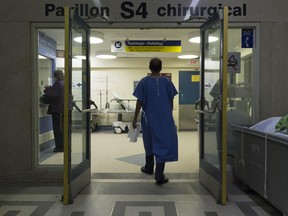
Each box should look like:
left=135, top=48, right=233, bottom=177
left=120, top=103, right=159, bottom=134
left=203, top=22, right=221, bottom=168
left=227, top=28, right=253, bottom=164
left=71, top=23, right=89, bottom=166
left=38, top=29, right=64, bottom=166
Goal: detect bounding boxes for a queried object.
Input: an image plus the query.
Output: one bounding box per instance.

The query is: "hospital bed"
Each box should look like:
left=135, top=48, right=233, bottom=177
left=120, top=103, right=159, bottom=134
left=90, top=97, right=141, bottom=133
left=233, top=117, right=288, bottom=216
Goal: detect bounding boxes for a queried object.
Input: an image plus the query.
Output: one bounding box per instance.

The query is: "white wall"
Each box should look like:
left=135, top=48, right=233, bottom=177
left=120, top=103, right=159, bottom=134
left=57, top=57, right=200, bottom=127
left=90, top=57, right=200, bottom=128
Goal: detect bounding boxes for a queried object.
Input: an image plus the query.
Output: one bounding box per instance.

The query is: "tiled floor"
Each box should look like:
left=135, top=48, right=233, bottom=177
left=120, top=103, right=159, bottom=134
left=0, top=132, right=283, bottom=216
left=0, top=180, right=282, bottom=216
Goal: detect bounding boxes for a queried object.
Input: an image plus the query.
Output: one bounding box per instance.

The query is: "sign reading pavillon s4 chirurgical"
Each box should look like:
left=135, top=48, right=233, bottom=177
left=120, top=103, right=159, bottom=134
left=45, top=3, right=109, bottom=17
left=44, top=0, right=247, bottom=20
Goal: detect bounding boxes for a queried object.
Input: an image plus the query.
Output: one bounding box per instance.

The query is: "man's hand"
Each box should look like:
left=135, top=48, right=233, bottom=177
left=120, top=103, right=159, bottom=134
left=132, top=121, right=137, bottom=129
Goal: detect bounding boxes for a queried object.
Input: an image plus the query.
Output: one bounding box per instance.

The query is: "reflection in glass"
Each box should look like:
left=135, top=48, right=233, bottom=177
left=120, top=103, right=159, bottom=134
left=38, top=57, right=54, bottom=163
left=38, top=29, right=65, bottom=166
left=203, top=28, right=254, bottom=168
left=37, top=27, right=89, bottom=166
left=71, top=24, right=88, bottom=166
left=203, top=24, right=221, bottom=168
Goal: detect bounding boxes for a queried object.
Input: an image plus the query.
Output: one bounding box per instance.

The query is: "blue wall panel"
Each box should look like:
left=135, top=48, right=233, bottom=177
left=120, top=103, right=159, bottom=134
left=39, top=116, right=53, bottom=134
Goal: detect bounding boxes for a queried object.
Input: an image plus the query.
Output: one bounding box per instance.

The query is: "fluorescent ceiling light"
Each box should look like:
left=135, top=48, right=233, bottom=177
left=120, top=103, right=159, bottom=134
left=90, top=36, right=104, bottom=44
left=96, top=54, right=117, bottom=59
left=74, top=55, right=86, bottom=60
left=38, top=55, right=47, bottom=59
left=189, top=36, right=218, bottom=43
left=74, top=36, right=104, bottom=44
left=177, top=54, right=199, bottom=59
left=74, top=32, right=104, bottom=44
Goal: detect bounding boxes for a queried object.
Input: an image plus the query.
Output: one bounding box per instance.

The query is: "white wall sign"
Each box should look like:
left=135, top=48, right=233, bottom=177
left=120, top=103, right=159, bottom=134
left=228, top=52, right=241, bottom=73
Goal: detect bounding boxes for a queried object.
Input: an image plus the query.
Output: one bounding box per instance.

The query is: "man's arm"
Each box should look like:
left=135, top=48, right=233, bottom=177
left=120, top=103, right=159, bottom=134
left=132, top=99, right=142, bottom=128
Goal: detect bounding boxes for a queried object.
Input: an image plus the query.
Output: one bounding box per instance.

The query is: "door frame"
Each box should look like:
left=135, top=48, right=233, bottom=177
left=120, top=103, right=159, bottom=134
left=63, top=7, right=91, bottom=204
left=198, top=7, right=228, bottom=204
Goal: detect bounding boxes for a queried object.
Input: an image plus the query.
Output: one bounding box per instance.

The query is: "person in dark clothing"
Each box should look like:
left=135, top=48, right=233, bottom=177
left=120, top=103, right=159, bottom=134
left=132, top=58, right=178, bottom=185
left=44, top=70, right=64, bottom=152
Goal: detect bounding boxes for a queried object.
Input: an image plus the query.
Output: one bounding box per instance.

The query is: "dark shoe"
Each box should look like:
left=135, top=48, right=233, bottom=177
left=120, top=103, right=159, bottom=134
left=155, top=177, right=169, bottom=185
left=141, top=166, right=153, bottom=175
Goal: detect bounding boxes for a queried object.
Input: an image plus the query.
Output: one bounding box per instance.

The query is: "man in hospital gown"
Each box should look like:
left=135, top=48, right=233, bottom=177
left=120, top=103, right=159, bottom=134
left=132, top=58, right=178, bottom=185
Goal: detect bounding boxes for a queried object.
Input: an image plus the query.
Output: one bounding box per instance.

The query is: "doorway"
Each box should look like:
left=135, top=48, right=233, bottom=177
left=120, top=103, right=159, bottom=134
left=89, top=59, right=199, bottom=176
left=35, top=27, right=202, bottom=176
left=34, top=22, right=256, bottom=204
left=35, top=27, right=255, bottom=164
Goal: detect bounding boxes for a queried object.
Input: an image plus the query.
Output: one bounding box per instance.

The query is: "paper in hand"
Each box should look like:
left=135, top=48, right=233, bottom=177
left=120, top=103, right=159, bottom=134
left=127, top=123, right=140, bottom=142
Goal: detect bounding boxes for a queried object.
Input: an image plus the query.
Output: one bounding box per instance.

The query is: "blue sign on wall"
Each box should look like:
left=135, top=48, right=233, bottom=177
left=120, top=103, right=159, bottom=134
left=38, top=31, right=57, bottom=59
left=241, top=29, right=253, bottom=48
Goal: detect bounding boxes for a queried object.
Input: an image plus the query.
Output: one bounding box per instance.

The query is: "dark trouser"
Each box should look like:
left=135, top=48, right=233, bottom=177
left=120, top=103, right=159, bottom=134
left=145, top=155, right=166, bottom=181
left=52, top=113, right=64, bottom=150
left=155, top=162, right=165, bottom=181
left=145, top=155, right=154, bottom=172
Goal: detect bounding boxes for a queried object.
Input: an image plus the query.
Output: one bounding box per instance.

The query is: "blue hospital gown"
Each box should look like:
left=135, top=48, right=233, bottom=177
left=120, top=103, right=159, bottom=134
left=133, top=76, right=178, bottom=163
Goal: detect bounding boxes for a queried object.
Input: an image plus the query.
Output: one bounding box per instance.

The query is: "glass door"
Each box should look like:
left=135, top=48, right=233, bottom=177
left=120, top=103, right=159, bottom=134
left=63, top=7, right=91, bottom=204
left=196, top=7, right=228, bottom=204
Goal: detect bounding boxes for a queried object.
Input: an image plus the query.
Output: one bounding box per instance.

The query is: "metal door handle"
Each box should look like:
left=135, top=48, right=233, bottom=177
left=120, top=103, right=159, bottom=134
left=82, top=108, right=98, bottom=113
left=194, top=99, right=219, bottom=114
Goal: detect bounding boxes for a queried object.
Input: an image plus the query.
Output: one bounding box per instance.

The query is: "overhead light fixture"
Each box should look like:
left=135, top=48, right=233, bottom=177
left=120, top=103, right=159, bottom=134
left=90, top=31, right=104, bottom=44
left=38, top=55, right=47, bottom=59
left=177, top=54, right=199, bottom=59
left=74, top=32, right=104, bottom=44
left=189, top=36, right=218, bottom=43
left=74, top=55, right=86, bottom=60
left=96, top=52, right=117, bottom=59
left=188, top=32, right=218, bottom=43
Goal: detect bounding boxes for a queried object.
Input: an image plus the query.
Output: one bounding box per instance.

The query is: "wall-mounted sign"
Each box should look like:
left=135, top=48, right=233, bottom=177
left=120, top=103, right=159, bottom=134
left=241, top=29, right=253, bottom=48
left=228, top=52, right=241, bottom=73
left=112, top=40, right=181, bottom=52
left=43, top=1, right=248, bottom=21
left=191, top=75, right=200, bottom=82
left=38, top=31, right=56, bottom=59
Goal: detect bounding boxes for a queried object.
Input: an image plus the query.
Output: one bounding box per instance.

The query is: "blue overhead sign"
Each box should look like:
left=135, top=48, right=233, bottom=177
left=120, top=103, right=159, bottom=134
left=112, top=40, right=181, bottom=52
left=241, top=29, right=253, bottom=48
